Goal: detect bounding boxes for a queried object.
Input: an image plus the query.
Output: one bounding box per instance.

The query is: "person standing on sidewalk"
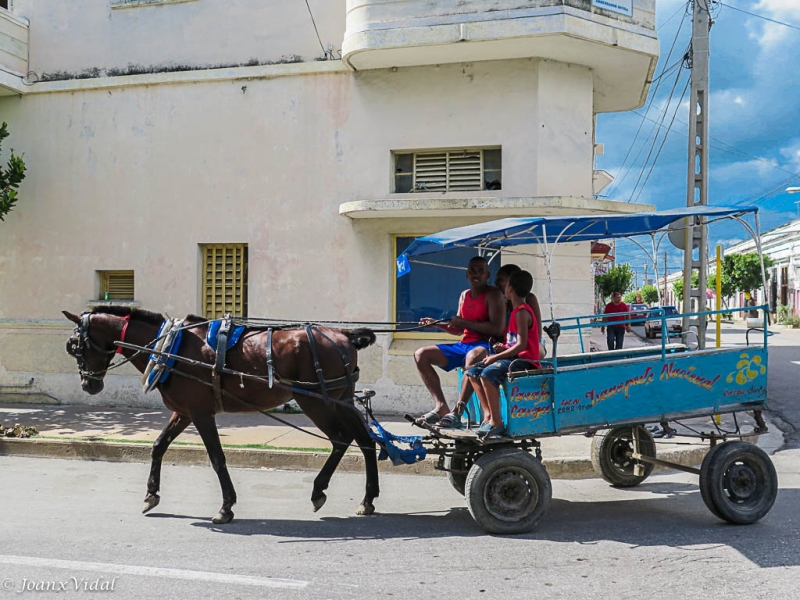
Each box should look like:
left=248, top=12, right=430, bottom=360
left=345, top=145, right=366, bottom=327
left=600, top=291, right=632, bottom=350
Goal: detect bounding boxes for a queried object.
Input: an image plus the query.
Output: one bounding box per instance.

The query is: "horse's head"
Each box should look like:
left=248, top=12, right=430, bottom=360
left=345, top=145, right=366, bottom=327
left=63, top=310, right=121, bottom=395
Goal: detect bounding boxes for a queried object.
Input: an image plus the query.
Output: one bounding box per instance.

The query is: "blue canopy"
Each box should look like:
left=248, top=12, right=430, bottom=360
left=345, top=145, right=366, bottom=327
left=396, top=205, right=758, bottom=277
left=400, top=204, right=756, bottom=258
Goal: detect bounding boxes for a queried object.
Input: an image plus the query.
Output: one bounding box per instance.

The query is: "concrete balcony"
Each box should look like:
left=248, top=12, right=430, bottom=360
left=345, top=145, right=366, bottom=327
left=343, top=0, right=659, bottom=112
left=0, top=8, right=28, bottom=95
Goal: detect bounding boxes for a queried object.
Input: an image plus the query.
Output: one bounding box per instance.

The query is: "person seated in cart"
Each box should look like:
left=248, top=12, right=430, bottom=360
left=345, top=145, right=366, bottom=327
left=438, top=263, right=544, bottom=429
left=414, top=256, right=506, bottom=425
left=467, top=269, right=540, bottom=438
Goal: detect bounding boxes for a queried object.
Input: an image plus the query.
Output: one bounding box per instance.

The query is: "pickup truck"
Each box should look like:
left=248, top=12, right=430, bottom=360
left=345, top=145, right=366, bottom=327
left=644, top=306, right=682, bottom=339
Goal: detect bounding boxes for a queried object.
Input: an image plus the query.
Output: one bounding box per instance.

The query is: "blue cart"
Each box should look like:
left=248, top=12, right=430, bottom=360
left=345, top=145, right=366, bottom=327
left=398, top=206, right=777, bottom=534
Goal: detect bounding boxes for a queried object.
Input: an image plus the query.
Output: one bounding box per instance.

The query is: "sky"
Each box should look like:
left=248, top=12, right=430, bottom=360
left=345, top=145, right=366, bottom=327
left=595, top=0, right=800, bottom=281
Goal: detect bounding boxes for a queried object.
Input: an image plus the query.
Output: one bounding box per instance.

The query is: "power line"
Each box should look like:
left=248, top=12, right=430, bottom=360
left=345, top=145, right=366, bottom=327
left=303, top=0, right=328, bottom=58
left=630, top=75, right=692, bottom=204
left=719, top=2, right=800, bottom=32
left=626, top=64, right=688, bottom=202
left=604, top=9, right=690, bottom=199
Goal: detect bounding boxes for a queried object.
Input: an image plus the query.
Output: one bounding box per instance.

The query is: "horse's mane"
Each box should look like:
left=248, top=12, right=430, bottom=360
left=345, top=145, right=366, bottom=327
left=91, top=305, right=165, bottom=326
left=184, top=314, right=208, bottom=325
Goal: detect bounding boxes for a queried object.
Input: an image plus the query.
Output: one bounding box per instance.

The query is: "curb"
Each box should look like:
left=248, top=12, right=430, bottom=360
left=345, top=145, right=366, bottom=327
left=0, top=436, right=720, bottom=480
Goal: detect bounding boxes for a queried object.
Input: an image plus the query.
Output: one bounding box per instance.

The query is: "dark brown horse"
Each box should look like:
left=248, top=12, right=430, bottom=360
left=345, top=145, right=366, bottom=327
left=63, top=306, right=379, bottom=524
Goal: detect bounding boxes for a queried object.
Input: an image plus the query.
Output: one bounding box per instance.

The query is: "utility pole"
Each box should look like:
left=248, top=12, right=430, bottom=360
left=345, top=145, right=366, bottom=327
left=663, top=251, right=668, bottom=304
left=682, top=0, right=711, bottom=348
left=644, top=262, right=649, bottom=287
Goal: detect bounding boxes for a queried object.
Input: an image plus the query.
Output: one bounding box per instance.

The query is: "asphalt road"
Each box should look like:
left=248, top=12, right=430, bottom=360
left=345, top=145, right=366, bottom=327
left=1, top=453, right=798, bottom=600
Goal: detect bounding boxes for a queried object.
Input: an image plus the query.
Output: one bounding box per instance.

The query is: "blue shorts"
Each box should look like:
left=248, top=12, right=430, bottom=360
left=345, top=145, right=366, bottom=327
left=467, top=358, right=537, bottom=388
left=435, top=340, right=491, bottom=372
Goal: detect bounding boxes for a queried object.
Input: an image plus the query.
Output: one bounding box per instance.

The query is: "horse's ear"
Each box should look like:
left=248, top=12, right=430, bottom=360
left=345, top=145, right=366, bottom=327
left=63, top=311, right=81, bottom=324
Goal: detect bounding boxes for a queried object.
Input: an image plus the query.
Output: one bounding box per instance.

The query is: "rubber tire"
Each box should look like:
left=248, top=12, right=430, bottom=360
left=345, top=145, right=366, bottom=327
left=444, top=454, right=468, bottom=496
left=465, top=448, right=551, bottom=535
left=591, top=425, right=656, bottom=487
left=699, top=441, right=777, bottom=524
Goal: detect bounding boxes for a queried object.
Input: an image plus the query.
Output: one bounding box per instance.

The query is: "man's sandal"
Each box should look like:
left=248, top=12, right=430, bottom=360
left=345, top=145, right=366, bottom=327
left=415, top=411, right=442, bottom=426
left=437, top=413, right=462, bottom=429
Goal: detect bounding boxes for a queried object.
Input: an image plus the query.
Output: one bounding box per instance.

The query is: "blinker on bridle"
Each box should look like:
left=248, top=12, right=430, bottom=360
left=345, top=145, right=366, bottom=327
left=67, top=312, right=126, bottom=380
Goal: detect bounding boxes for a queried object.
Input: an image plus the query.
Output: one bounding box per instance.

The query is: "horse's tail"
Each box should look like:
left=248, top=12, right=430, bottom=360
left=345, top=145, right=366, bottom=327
left=346, top=328, right=376, bottom=350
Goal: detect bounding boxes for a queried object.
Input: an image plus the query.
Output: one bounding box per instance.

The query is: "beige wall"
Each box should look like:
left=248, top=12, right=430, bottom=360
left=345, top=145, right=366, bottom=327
left=12, top=0, right=346, bottom=77
left=0, top=58, right=621, bottom=412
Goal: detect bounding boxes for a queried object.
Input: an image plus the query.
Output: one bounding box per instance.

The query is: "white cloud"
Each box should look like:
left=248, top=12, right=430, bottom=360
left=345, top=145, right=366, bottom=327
left=747, top=0, right=800, bottom=48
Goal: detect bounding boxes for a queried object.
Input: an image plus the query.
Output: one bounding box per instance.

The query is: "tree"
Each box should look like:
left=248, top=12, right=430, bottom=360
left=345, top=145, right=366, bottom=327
left=0, top=122, right=27, bottom=221
left=724, top=253, right=774, bottom=299
left=672, top=272, right=698, bottom=303
left=595, top=263, right=634, bottom=301
left=639, top=285, right=659, bottom=304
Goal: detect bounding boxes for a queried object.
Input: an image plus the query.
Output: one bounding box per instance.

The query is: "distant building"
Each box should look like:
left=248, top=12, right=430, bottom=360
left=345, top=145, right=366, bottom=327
left=0, top=0, right=658, bottom=411
left=724, top=218, right=800, bottom=317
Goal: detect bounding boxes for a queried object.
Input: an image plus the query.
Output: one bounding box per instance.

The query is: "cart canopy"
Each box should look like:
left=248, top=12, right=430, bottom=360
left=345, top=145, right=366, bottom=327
left=396, top=205, right=757, bottom=277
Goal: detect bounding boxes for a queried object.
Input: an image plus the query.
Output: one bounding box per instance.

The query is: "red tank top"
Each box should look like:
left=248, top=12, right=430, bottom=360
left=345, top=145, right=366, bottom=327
left=460, top=287, right=494, bottom=343
left=506, top=304, right=540, bottom=363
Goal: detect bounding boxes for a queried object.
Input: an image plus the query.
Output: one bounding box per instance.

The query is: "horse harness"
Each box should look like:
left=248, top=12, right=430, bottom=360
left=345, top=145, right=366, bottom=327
left=209, top=315, right=360, bottom=413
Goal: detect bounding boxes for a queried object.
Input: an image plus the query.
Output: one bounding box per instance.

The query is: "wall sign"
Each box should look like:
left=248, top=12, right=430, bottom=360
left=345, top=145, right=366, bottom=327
left=592, top=0, right=633, bottom=17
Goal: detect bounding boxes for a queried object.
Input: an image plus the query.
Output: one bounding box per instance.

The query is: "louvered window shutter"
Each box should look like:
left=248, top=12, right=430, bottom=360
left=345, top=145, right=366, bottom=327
left=413, top=150, right=486, bottom=192
left=99, top=271, right=134, bottom=300
left=202, top=244, right=248, bottom=318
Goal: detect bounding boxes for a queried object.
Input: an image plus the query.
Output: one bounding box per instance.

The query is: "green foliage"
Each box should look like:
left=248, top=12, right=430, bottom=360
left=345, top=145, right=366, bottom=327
left=639, top=285, right=659, bottom=304
left=595, top=263, right=634, bottom=301
left=672, top=272, right=699, bottom=303
left=0, top=122, right=27, bottom=221
left=623, top=290, right=638, bottom=304
left=777, top=304, right=791, bottom=324
left=724, top=253, right=774, bottom=296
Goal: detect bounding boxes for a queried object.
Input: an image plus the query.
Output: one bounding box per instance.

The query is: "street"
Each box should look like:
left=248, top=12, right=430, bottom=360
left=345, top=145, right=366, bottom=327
left=1, top=453, right=799, bottom=600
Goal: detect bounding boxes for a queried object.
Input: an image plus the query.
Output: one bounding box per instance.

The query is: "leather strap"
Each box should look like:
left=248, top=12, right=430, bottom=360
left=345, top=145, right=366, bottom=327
left=212, top=315, right=232, bottom=413
left=304, top=324, right=329, bottom=401
left=266, top=328, right=274, bottom=388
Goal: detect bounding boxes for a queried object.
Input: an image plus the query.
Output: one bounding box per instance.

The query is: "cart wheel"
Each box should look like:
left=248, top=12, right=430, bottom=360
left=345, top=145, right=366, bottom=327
left=465, top=448, right=551, bottom=535
left=699, top=441, right=777, bottom=524
left=591, top=425, right=655, bottom=487
left=444, top=454, right=469, bottom=496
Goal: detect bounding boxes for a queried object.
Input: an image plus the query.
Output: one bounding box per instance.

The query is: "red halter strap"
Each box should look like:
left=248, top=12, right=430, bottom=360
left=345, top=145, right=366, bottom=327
left=116, top=315, right=131, bottom=355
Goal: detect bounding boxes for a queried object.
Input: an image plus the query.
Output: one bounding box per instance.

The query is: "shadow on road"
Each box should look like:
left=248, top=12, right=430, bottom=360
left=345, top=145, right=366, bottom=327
left=172, top=482, right=800, bottom=569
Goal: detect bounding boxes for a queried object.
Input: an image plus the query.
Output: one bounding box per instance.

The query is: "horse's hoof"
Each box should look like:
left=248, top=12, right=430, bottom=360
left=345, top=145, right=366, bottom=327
left=311, top=493, right=327, bottom=513
left=142, top=494, right=160, bottom=514
left=356, top=502, right=375, bottom=516
left=212, top=509, right=234, bottom=524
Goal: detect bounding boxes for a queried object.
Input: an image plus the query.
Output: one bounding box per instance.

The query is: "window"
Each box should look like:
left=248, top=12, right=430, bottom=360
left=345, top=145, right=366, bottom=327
left=394, top=148, right=501, bottom=193
left=98, top=270, right=135, bottom=301
left=201, top=244, right=248, bottom=318
left=394, top=235, right=500, bottom=338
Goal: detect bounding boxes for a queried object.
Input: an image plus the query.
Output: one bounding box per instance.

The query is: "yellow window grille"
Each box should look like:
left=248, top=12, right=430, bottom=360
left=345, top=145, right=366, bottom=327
left=201, top=244, right=248, bottom=318
left=99, top=270, right=135, bottom=301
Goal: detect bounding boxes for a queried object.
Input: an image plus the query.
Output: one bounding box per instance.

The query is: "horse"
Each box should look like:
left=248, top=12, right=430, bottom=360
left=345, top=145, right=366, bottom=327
left=63, top=306, right=379, bottom=524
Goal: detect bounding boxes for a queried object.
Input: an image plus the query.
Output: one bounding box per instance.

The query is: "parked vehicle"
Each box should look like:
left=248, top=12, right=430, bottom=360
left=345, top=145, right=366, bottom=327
left=629, top=303, right=650, bottom=323
left=645, top=305, right=682, bottom=339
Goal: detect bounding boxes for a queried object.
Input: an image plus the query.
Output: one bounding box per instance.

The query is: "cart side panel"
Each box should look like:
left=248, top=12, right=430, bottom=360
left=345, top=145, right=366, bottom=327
left=504, top=374, right=557, bottom=437
left=552, top=347, right=767, bottom=430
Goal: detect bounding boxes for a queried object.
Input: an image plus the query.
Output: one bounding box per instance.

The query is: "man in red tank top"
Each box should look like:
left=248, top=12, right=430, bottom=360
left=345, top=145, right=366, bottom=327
left=414, top=256, right=506, bottom=425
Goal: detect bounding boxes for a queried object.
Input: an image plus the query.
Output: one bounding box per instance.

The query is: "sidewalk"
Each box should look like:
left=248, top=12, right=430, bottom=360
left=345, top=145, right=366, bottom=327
left=0, top=402, right=782, bottom=479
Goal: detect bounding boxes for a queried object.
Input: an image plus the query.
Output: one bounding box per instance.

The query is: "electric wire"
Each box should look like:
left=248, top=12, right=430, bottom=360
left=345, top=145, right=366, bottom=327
left=302, top=0, right=329, bottom=59
left=719, top=2, right=800, bottom=32
left=604, top=6, right=690, bottom=199
left=626, top=63, right=689, bottom=203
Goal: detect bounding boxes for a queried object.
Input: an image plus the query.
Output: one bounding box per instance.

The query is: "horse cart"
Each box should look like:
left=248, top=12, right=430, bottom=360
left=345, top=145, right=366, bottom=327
left=393, top=205, right=777, bottom=534
left=64, top=206, right=777, bottom=535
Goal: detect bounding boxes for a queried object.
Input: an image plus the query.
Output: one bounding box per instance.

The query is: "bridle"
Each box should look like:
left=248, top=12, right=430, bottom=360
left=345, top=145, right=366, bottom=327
left=66, top=312, right=129, bottom=381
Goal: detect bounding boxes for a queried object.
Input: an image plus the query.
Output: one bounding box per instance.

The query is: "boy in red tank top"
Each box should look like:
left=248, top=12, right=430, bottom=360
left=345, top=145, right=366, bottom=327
left=414, top=256, right=506, bottom=425
left=467, top=269, right=539, bottom=438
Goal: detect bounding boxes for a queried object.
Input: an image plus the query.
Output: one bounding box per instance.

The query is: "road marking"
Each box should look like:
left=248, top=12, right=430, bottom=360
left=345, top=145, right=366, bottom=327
left=0, top=555, right=308, bottom=589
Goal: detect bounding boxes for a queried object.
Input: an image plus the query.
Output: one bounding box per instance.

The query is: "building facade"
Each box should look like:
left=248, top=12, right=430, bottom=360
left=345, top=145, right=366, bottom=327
left=0, top=0, right=658, bottom=412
